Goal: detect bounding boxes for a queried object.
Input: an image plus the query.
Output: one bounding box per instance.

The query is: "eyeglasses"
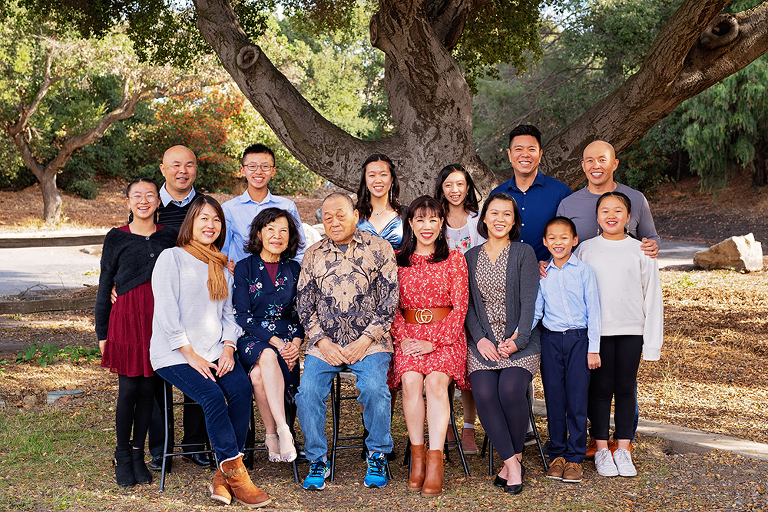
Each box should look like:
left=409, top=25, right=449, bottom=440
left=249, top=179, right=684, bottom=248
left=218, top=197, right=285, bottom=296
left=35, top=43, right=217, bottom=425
left=130, top=193, right=158, bottom=203
left=243, top=164, right=274, bottom=172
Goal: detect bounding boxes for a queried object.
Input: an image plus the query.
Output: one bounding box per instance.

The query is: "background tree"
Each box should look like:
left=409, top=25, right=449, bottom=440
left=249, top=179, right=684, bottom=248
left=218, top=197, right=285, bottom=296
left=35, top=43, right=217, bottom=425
left=0, top=2, right=224, bottom=223
left=14, top=0, right=768, bottom=202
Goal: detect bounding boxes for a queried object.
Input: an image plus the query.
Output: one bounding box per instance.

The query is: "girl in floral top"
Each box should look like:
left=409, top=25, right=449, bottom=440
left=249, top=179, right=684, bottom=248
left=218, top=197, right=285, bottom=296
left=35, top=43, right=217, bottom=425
left=434, top=164, right=486, bottom=454
left=233, top=208, right=304, bottom=464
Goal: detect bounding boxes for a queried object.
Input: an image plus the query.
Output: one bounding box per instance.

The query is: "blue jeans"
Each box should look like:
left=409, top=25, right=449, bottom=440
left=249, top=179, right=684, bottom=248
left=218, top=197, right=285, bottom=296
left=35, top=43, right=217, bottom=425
left=296, top=353, right=393, bottom=462
left=155, top=357, right=252, bottom=465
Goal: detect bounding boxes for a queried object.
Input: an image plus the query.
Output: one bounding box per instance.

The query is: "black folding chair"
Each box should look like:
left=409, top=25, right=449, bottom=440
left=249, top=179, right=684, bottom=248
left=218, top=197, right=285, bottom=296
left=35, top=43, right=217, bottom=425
left=158, top=381, right=216, bottom=491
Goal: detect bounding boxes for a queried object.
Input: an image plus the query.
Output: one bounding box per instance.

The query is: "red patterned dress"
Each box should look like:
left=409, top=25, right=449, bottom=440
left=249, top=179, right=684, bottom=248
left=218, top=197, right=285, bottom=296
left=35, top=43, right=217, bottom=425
left=390, top=250, right=469, bottom=389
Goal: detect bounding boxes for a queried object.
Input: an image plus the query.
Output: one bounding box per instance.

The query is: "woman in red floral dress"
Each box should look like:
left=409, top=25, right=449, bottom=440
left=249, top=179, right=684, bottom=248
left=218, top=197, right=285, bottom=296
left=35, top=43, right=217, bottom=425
left=391, top=195, right=468, bottom=498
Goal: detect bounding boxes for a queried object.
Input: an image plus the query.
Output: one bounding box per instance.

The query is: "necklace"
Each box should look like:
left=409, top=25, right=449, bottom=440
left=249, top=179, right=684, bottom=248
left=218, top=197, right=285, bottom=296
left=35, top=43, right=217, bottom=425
left=372, top=208, right=391, bottom=216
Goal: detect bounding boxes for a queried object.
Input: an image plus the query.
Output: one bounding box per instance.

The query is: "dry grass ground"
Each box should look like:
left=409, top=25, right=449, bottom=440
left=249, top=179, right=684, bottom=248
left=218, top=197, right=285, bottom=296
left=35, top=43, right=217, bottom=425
left=1, top=267, right=766, bottom=510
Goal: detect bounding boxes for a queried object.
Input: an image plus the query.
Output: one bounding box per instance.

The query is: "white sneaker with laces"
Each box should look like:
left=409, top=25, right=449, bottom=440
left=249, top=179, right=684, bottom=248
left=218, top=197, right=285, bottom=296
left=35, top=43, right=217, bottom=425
left=594, top=448, right=619, bottom=477
left=613, top=448, right=637, bottom=477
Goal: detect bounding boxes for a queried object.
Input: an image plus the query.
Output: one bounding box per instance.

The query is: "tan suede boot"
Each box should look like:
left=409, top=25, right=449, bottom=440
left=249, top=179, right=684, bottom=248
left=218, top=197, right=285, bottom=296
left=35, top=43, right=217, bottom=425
left=421, top=449, right=444, bottom=497
left=408, top=444, right=427, bottom=491
left=208, top=469, right=232, bottom=505
left=221, top=455, right=271, bottom=508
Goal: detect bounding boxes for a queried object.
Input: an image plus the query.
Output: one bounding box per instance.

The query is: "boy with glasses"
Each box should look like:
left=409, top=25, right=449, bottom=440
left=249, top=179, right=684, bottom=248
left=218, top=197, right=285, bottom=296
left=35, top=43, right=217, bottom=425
left=223, top=144, right=306, bottom=266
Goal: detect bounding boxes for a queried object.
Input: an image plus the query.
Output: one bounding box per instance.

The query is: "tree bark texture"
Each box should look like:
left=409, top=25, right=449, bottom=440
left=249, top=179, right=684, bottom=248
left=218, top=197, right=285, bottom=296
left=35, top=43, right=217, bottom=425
left=193, top=0, right=768, bottom=199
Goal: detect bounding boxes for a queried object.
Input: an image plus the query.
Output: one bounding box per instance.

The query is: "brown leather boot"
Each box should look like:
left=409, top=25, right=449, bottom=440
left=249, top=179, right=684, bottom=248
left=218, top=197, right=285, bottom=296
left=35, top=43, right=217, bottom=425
left=408, top=444, right=427, bottom=491
left=221, top=455, right=271, bottom=508
left=208, top=469, right=232, bottom=505
left=421, top=449, right=444, bottom=497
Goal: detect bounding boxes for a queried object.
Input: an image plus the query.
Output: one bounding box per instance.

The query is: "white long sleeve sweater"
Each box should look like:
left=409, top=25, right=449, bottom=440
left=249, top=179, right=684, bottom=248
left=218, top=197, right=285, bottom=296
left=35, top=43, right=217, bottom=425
left=575, top=236, right=663, bottom=361
left=150, top=247, right=243, bottom=370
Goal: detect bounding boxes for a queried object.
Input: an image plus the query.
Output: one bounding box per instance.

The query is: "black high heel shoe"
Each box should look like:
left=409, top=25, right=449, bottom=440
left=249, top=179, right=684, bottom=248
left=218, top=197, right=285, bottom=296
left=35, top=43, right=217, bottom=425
left=503, top=461, right=525, bottom=495
left=493, top=474, right=506, bottom=488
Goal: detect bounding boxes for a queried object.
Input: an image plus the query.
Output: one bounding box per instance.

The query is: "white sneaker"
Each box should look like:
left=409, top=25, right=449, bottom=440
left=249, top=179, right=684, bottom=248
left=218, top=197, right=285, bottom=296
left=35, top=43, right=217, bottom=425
left=594, top=448, right=619, bottom=477
left=613, top=448, right=637, bottom=477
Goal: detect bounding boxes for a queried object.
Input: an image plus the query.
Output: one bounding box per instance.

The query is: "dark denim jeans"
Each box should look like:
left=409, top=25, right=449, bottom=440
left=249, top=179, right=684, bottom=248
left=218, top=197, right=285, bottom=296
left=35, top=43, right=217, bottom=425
left=155, top=357, right=252, bottom=466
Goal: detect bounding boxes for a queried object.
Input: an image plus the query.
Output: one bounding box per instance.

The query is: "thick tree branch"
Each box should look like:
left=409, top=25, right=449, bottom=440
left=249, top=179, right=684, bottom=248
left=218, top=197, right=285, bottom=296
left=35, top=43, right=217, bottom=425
left=543, top=0, right=768, bottom=187
left=7, top=51, right=53, bottom=141
left=192, top=0, right=377, bottom=191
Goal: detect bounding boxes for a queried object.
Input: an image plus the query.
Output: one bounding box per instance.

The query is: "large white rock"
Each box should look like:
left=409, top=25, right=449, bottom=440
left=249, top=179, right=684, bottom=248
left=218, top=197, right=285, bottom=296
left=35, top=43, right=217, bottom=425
left=693, top=233, right=763, bottom=272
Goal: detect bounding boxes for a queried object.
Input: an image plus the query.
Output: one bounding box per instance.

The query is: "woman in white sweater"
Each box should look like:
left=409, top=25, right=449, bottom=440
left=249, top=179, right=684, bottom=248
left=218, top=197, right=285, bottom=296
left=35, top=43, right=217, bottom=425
left=575, top=191, right=662, bottom=479
left=150, top=195, right=270, bottom=508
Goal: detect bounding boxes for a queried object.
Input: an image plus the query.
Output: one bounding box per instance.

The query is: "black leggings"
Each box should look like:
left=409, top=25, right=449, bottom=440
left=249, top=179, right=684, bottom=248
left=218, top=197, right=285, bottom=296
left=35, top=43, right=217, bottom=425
left=469, top=367, right=532, bottom=461
left=116, top=374, right=155, bottom=450
left=588, top=335, right=643, bottom=441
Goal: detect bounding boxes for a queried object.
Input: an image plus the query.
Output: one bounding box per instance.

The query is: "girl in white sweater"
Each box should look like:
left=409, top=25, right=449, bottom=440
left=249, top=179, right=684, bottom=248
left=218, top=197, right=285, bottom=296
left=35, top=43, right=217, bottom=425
left=575, top=191, right=662, bottom=478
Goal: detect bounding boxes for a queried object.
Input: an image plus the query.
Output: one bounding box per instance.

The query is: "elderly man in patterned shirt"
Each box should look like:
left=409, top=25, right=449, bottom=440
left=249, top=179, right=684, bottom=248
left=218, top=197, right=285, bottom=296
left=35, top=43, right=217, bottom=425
left=296, top=192, right=399, bottom=491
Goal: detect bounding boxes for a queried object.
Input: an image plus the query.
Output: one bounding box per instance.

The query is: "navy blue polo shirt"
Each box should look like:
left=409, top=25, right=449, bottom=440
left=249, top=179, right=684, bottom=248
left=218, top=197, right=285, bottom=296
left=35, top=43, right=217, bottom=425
left=491, top=172, right=572, bottom=261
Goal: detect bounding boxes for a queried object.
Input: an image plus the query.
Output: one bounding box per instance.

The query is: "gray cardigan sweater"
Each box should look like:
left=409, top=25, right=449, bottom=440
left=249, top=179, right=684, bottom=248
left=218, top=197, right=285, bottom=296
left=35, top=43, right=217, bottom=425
left=465, top=242, right=541, bottom=367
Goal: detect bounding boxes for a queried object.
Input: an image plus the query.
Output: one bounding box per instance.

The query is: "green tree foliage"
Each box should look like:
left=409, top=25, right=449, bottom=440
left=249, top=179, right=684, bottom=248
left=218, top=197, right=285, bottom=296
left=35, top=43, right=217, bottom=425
left=474, top=0, right=768, bottom=193
left=473, top=0, right=683, bottom=172
left=280, top=6, right=390, bottom=139
left=0, top=1, right=225, bottom=221
left=681, top=54, right=768, bottom=190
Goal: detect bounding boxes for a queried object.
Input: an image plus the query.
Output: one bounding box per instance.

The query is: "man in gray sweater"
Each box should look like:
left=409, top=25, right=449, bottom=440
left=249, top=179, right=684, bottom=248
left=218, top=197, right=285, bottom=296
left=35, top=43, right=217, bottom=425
left=556, top=140, right=660, bottom=255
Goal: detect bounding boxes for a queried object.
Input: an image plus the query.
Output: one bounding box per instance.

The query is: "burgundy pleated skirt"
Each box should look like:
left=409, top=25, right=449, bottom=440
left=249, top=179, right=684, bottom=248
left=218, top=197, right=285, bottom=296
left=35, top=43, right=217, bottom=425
left=100, top=279, right=154, bottom=377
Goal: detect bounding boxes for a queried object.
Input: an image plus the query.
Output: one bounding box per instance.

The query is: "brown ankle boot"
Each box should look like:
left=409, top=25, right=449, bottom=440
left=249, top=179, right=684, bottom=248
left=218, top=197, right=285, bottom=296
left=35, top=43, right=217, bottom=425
left=421, top=449, right=444, bottom=497
left=208, top=469, right=232, bottom=505
left=221, top=455, right=271, bottom=508
left=408, top=444, right=427, bottom=491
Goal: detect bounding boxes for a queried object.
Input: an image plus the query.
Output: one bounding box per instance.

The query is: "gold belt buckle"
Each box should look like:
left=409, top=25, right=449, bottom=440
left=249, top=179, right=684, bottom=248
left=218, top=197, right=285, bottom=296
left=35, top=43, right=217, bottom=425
left=414, top=308, right=433, bottom=324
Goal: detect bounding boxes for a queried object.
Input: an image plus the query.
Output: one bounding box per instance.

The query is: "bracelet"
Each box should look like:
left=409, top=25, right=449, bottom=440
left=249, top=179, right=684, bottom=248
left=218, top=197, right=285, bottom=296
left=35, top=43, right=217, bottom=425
left=223, top=342, right=237, bottom=351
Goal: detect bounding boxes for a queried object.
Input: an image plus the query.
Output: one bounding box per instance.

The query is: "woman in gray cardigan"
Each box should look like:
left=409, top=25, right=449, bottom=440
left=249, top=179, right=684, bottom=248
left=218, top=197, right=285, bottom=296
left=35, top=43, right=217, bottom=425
left=465, top=192, right=541, bottom=495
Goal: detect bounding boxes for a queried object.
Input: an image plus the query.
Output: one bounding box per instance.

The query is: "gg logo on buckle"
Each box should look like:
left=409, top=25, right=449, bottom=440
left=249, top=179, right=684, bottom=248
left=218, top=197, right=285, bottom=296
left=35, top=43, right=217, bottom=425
left=414, top=308, right=433, bottom=324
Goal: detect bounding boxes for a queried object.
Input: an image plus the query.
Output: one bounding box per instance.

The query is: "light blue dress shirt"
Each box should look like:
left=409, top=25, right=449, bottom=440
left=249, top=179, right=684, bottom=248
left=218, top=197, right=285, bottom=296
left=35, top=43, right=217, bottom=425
left=159, top=184, right=196, bottom=207
left=222, top=190, right=306, bottom=264
left=533, top=254, right=601, bottom=353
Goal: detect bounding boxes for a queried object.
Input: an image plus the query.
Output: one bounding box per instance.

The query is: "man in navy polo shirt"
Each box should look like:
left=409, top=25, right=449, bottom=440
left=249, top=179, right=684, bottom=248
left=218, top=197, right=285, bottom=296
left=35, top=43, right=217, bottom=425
left=491, top=125, right=572, bottom=261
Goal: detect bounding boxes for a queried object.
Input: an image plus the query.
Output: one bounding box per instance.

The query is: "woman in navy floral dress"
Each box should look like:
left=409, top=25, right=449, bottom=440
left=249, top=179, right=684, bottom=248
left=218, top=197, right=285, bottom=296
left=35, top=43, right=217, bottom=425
left=233, top=208, right=304, bottom=463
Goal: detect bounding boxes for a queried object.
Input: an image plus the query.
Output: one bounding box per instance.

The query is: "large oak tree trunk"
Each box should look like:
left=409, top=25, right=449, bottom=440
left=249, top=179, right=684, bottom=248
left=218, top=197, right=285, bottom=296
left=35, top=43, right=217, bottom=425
left=193, top=0, right=768, bottom=199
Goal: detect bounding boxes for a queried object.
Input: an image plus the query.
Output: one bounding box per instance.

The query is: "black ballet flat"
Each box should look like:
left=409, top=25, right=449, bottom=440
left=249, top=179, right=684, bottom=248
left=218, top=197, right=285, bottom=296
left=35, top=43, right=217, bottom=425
left=503, top=463, right=525, bottom=495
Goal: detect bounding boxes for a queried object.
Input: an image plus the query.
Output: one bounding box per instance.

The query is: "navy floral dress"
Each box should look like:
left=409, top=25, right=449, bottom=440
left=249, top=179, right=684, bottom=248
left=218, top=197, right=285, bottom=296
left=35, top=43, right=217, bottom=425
left=233, top=254, right=304, bottom=386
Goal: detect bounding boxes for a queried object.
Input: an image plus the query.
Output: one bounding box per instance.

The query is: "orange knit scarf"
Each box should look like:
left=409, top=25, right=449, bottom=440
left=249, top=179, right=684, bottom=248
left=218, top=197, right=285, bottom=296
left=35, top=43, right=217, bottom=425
left=182, top=240, right=229, bottom=301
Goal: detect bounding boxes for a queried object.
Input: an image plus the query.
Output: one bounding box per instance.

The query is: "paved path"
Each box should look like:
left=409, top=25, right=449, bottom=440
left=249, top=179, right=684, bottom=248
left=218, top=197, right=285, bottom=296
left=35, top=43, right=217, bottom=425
left=530, top=399, right=768, bottom=461
left=0, top=244, right=102, bottom=297
left=657, top=240, right=710, bottom=269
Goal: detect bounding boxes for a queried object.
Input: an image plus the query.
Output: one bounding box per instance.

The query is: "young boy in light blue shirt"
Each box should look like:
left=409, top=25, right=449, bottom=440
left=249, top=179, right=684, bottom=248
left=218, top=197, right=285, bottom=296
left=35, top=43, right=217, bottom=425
left=533, top=216, right=601, bottom=483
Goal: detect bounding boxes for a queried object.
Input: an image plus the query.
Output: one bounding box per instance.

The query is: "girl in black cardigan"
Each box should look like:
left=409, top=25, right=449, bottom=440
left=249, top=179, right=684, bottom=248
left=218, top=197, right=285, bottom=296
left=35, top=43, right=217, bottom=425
left=95, top=178, right=177, bottom=487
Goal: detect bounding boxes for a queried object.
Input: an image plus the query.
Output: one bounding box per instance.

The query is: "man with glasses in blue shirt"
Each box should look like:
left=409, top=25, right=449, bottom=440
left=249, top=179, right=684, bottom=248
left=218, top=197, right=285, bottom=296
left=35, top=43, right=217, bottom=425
left=222, top=144, right=306, bottom=267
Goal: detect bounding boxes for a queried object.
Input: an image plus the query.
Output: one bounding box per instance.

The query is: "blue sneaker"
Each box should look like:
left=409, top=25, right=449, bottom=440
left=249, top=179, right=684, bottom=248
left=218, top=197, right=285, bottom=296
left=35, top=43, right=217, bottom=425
left=303, top=458, right=330, bottom=490
left=364, top=452, right=388, bottom=488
